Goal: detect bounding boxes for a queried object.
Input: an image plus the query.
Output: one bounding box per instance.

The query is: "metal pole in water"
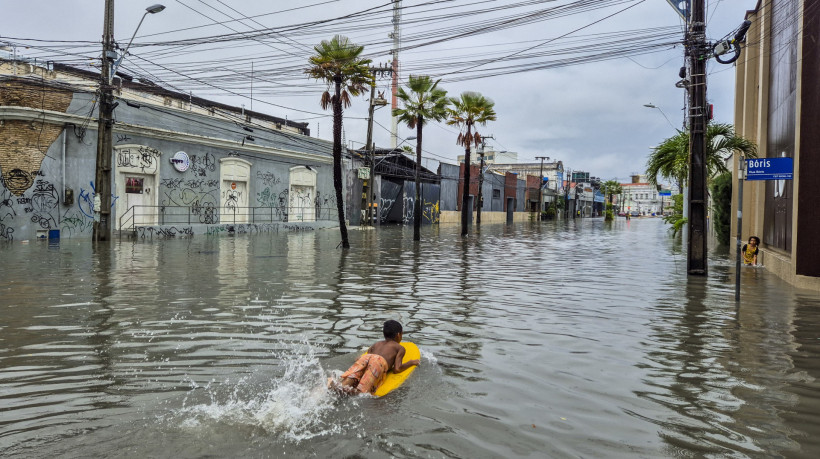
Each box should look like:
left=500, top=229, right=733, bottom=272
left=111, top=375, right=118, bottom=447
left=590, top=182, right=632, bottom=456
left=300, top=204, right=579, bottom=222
left=735, top=156, right=744, bottom=301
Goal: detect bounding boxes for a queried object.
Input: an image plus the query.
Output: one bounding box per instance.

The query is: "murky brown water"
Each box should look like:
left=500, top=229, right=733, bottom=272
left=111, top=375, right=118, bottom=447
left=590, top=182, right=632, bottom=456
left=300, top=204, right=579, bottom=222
left=1, top=219, right=819, bottom=458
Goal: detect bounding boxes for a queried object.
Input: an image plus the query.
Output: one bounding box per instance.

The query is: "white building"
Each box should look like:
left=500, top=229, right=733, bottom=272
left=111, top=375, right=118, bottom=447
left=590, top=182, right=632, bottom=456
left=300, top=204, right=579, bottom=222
left=618, top=175, right=676, bottom=215
left=457, top=149, right=518, bottom=165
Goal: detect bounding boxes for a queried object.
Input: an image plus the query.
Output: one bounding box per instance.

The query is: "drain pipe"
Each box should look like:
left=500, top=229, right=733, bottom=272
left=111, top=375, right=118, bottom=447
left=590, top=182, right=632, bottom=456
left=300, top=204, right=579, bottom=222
left=61, top=125, right=67, bottom=226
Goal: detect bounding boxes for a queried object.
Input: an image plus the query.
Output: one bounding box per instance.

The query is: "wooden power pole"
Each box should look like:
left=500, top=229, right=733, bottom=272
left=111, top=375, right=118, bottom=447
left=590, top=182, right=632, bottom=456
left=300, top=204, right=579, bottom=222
left=94, top=0, right=115, bottom=241
left=687, top=0, right=708, bottom=275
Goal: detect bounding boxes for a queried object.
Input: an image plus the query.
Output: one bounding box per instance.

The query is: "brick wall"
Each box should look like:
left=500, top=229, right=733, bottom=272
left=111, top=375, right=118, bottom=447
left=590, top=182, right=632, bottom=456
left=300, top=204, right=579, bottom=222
left=0, top=79, right=72, bottom=195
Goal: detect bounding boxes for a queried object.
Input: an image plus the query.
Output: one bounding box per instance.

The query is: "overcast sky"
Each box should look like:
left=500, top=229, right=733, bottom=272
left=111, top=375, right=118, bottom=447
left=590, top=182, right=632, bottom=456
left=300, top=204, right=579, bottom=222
left=1, top=0, right=756, bottom=183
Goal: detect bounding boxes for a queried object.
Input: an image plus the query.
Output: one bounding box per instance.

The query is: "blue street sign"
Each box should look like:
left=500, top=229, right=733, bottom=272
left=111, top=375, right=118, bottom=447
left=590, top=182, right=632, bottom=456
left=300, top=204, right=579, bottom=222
left=665, top=0, right=690, bottom=22
left=745, top=157, right=794, bottom=181
left=659, top=190, right=672, bottom=196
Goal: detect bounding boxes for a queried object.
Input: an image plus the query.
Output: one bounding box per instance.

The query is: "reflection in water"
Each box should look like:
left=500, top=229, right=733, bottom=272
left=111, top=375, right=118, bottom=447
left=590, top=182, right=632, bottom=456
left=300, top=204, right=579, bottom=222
left=1, top=220, right=820, bottom=457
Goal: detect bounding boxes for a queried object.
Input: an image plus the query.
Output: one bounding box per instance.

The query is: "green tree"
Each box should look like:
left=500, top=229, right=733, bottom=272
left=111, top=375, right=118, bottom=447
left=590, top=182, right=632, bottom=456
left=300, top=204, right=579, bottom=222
left=663, top=194, right=687, bottom=237
left=601, top=179, right=622, bottom=221
left=710, top=171, right=733, bottom=245
left=645, top=123, right=757, bottom=193
left=393, top=75, right=450, bottom=241
left=306, top=35, right=372, bottom=249
left=447, top=92, right=496, bottom=236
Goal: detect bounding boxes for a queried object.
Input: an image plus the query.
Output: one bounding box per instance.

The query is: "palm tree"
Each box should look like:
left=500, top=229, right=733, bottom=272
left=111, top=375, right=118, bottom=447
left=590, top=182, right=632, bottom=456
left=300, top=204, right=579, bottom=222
left=447, top=92, right=496, bottom=236
left=393, top=75, right=450, bottom=241
left=646, top=123, right=757, bottom=193
left=602, top=179, right=622, bottom=221
left=306, top=35, right=372, bottom=249
left=602, top=179, right=623, bottom=205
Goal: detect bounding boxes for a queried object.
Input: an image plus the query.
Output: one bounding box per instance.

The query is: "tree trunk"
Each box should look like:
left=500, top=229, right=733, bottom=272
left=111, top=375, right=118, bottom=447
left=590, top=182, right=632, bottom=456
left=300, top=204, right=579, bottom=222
left=414, top=117, right=423, bottom=241
left=332, top=76, right=350, bottom=249
left=461, top=126, right=472, bottom=237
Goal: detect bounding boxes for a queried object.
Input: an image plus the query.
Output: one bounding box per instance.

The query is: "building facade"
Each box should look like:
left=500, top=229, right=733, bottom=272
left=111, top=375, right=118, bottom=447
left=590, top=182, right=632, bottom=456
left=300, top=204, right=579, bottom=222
left=1, top=60, right=339, bottom=242
left=731, top=0, right=820, bottom=289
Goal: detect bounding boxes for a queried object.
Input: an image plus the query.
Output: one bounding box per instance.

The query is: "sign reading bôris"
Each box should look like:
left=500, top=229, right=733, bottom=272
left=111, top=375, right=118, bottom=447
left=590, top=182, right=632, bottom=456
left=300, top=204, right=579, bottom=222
left=745, top=157, right=793, bottom=181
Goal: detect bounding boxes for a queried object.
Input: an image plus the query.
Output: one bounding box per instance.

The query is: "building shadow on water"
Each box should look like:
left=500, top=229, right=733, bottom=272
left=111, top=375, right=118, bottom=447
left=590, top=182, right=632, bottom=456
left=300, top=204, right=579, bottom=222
left=633, top=258, right=820, bottom=457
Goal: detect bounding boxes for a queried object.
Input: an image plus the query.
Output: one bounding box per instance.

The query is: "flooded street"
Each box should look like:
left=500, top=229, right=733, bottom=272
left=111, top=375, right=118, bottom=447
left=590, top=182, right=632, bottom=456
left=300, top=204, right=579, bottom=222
left=2, top=219, right=820, bottom=458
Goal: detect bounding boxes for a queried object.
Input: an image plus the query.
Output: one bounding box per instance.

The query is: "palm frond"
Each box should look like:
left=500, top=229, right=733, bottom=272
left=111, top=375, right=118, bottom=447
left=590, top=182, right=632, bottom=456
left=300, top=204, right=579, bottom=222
left=320, top=91, right=331, bottom=110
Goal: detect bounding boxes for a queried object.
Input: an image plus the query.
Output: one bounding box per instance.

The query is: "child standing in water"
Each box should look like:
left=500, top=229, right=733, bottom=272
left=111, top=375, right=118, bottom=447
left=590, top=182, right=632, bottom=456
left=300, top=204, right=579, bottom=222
left=330, top=320, right=420, bottom=395
left=742, top=236, right=760, bottom=266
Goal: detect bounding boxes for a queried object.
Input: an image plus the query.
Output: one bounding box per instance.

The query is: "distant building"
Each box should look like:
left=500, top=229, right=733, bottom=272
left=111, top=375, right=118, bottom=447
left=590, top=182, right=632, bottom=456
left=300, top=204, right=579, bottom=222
left=617, top=174, right=675, bottom=215
left=457, top=149, right=518, bottom=165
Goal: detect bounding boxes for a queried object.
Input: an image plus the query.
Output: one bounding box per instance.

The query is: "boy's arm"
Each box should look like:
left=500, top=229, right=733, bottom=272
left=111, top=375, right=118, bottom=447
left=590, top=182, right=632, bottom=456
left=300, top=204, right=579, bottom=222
left=392, top=347, right=420, bottom=373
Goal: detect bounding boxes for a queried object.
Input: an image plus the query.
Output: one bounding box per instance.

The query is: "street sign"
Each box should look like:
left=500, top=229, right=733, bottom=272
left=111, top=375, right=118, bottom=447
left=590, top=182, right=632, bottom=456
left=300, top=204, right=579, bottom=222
left=659, top=190, right=672, bottom=196
left=745, top=157, right=794, bottom=181
left=358, top=167, right=370, bottom=179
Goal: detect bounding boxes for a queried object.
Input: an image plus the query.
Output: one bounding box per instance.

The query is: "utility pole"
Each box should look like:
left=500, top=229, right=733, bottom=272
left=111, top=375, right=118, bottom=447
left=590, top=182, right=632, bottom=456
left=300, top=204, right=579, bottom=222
left=476, top=135, right=493, bottom=225
left=94, top=0, right=116, bottom=242
left=564, top=168, right=571, bottom=219
left=535, top=156, right=549, bottom=218
left=364, top=66, right=391, bottom=226
left=686, top=0, right=708, bottom=275
left=477, top=145, right=485, bottom=225
left=390, top=0, right=401, bottom=148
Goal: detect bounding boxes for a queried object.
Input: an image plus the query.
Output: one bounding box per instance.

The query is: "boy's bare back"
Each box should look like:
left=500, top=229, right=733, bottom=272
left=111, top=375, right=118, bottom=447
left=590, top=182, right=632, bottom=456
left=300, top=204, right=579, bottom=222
left=368, top=339, right=405, bottom=371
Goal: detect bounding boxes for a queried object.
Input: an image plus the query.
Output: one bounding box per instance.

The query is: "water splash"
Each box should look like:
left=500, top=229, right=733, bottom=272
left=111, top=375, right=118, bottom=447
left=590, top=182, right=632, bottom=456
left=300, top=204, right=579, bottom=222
left=419, top=347, right=438, bottom=366
left=174, top=340, right=360, bottom=442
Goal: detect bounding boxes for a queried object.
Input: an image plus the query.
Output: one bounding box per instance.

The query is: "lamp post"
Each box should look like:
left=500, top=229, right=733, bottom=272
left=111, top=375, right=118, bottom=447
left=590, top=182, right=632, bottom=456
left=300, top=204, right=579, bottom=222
left=110, top=4, right=166, bottom=83
left=643, top=103, right=677, bottom=131
left=94, top=2, right=164, bottom=242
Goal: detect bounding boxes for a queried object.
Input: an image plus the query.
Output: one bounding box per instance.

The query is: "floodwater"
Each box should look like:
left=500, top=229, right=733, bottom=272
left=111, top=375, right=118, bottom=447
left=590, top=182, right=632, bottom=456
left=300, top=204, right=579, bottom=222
left=1, top=219, right=819, bottom=458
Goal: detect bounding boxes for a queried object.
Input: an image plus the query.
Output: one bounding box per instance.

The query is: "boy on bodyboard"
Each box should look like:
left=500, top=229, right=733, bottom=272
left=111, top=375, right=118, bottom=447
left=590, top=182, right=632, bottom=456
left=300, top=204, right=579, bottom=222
left=328, top=320, right=420, bottom=396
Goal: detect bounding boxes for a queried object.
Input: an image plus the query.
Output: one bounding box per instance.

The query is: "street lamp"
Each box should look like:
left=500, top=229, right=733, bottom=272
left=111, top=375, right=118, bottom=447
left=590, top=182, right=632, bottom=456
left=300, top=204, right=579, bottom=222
left=110, top=4, right=166, bottom=83
left=643, top=103, right=677, bottom=131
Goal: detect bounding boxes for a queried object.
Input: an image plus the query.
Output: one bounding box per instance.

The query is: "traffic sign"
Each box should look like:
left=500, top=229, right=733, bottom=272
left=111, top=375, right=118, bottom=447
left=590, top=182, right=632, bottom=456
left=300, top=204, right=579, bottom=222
left=745, top=157, right=793, bottom=181
left=659, top=190, right=672, bottom=196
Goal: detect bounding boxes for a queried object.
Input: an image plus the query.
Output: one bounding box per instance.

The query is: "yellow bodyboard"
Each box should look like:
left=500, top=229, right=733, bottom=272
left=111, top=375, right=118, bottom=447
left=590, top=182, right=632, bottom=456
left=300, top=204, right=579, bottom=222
left=372, top=342, right=420, bottom=397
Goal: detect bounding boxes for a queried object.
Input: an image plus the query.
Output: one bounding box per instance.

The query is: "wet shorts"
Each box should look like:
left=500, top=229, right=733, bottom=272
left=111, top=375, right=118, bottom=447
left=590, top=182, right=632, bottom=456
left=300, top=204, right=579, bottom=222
left=341, top=354, right=389, bottom=393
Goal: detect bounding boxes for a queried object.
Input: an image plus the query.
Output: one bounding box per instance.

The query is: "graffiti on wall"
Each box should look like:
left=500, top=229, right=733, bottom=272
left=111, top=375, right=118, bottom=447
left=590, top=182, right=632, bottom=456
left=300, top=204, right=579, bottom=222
left=205, top=223, right=281, bottom=235
left=29, top=180, right=59, bottom=229
left=116, top=146, right=161, bottom=174
left=257, top=187, right=290, bottom=221
left=78, top=181, right=118, bottom=218
left=1, top=187, right=17, bottom=221
left=423, top=200, right=441, bottom=224
left=161, top=177, right=220, bottom=224
left=257, top=170, right=281, bottom=187
left=223, top=189, right=241, bottom=211
left=314, top=190, right=337, bottom=219
left=136, top=226, right=194, bottom=239
left=189, top=153, right=216, bottom=177
left=61, top=212, right=93, bottom=237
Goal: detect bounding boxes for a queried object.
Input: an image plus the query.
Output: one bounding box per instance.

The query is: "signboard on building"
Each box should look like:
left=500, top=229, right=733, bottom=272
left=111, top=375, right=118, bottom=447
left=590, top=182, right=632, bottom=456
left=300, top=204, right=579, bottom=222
left=745, top=157, right=793, bottom=181
left=170, top=151, right=190, bottom=172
